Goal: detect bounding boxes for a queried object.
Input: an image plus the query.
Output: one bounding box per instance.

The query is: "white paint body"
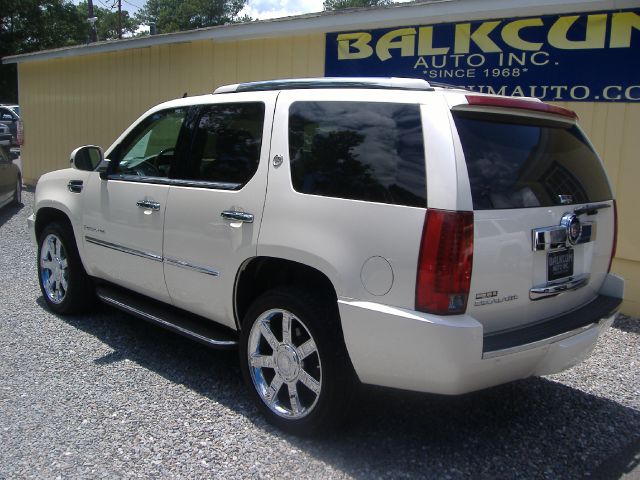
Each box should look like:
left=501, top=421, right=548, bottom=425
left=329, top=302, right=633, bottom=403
left=28, top=85, right=624, bottom=395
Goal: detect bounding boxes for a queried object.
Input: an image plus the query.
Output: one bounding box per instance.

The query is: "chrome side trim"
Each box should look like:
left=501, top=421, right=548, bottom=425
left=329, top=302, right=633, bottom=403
left=164, top=257, right=219, bottom=277
left=97, top=294, right=236, bottom=347
left=107, top=174, right=241, bottom=191
left=85, top=237, right=220, bottom=276
left=85, top=236, right=163, bottom=262
left=482, top=319, right=605, bottom=360
left=529, top=274, right=590, bottom=300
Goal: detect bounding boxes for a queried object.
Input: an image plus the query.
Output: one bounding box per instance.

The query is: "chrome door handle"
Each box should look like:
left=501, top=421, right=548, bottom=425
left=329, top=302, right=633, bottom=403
left=136, top=200, right=161, bottom=211
left=221, top=211, right=254, bottom=223
left=67, top=180, right=83, bottom=193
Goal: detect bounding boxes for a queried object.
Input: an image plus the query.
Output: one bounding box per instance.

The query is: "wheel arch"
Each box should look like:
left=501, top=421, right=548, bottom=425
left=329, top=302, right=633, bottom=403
left=234, top=256, right=339, bottom=331
left=35, top=206, right=74, bottom=241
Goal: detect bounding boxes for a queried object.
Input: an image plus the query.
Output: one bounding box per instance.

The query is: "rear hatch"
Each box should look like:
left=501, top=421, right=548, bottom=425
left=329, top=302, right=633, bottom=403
left=450, top=97, right=616, bottom=334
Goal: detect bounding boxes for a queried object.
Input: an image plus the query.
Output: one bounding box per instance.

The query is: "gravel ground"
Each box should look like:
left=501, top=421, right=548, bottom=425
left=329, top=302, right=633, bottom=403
left=1, top=191, right=639, bottom=479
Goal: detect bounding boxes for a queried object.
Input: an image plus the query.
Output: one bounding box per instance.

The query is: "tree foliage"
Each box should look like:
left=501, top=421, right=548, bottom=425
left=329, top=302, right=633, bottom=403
left=135, top=0, right=250, bottom=35
left=0, top=0, right=85, bottom=102
left=0, top=0, right=142, bottom=102
left=76, top=2, right=140, bottom=41
left=323, top=0, right=392, bottom=10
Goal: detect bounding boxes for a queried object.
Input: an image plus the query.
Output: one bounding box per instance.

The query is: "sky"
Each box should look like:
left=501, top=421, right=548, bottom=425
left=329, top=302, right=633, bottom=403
left=90, top=0, right=326, bottom=21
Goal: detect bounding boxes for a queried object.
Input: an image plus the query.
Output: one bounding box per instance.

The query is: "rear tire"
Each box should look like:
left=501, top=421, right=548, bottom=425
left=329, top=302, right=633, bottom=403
left=37, top=222, right=94, bottom=314
left=12, top=176, right=21, bottom=205
left=239, top=287, right=356, bottom=435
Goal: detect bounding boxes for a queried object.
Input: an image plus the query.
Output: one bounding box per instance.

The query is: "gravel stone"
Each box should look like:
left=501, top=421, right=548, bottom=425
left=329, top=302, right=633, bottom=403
left=0, top=191, right=638, bottom=479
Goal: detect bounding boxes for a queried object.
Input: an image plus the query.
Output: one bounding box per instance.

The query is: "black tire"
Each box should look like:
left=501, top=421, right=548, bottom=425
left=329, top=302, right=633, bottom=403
left=239, top=287, right=356, bottom=435
left=37, top=222, right=94, bottom=314
left=11, top=176, right=21, bottom=205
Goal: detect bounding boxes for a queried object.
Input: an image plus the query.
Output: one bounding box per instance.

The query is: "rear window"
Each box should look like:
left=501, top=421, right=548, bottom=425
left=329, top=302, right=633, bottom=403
left=453, top=111, right=613, bottom=210
left=289, top=101, right=426, bottom=208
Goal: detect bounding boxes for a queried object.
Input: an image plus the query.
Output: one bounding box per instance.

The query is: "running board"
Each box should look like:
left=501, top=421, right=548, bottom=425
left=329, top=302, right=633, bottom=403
left=96, top=284, right=238, bottom=349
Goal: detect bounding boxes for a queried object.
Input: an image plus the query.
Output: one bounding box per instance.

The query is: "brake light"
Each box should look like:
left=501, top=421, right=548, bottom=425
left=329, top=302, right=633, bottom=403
left=465, top=95, right=578, bottom=119
left=608, top=200, right=618, bottom=273
left=416, top=209, right=473, bottom=315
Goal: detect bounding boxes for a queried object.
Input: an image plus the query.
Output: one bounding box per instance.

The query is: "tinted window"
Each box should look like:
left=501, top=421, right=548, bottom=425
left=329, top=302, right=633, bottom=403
left=114, top=108, right=187, bottom=178
left=180, top=102, right=264, bottom=186
left=289, top=102, right=426, bottom=207
left=453, top=112, right=613, bottom=209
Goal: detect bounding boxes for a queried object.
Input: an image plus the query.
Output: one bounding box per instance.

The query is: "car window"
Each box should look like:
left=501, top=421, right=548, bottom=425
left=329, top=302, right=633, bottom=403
left=177, top=102, right=265, bottom=187
left=288, top=101, right=427, bottom=208
left=452, top=111, right=613, bottom=209
left=1, top=109, right=13, bottom=121
left=113, top=108, right=187, bottom=178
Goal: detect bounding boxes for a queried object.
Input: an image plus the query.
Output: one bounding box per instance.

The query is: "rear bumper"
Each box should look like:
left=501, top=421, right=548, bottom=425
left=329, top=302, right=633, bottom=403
left=339, top=274, right=623, bottom=395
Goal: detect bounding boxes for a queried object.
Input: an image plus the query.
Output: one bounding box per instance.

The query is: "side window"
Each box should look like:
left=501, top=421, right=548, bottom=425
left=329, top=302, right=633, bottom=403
left=113, top=108, right=187, bottom=178
left=178, top=102, right=265, bottom=187
left=288, top=101, right=427, bottom=208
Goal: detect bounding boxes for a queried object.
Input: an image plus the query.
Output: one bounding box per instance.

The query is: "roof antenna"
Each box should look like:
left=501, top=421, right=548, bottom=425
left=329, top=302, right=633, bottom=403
left=182, top=92, right=188, bottom=98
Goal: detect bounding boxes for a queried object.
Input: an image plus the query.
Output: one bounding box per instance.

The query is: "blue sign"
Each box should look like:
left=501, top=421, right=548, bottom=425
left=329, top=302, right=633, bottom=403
left=325, top=9, right=640, bottom=102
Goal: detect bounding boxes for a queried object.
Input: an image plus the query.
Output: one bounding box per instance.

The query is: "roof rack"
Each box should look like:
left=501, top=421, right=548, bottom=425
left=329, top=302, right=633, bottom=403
left=214, top=77, right=433, bottom=94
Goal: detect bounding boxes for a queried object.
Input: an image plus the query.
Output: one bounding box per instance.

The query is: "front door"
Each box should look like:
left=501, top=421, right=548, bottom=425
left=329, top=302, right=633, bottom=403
left=163, top=93, right=277, bottom=328
left=82, top=106, right=190, bottom=303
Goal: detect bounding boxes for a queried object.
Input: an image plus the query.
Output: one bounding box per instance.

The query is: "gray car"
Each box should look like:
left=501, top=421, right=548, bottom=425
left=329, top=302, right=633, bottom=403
left=0, top=105, right=20, bottom=145
left=0, top=146, right=21, bottom=207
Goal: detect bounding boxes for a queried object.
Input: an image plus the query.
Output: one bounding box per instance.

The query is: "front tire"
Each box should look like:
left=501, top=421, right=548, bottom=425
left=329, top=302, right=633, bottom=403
left=239, top=287, right=356, bottom=435
left=37, top=222, right=94, bottom=314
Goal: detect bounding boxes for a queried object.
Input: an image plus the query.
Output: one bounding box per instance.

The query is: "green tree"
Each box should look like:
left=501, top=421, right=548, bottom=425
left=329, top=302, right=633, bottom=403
left=76, top=2, right=140, bottom=40
left=323, top=0, right=392, bottom=10
left=136, top=0, right=250, bottom=34
left=0, top=0, right=87, bottom=102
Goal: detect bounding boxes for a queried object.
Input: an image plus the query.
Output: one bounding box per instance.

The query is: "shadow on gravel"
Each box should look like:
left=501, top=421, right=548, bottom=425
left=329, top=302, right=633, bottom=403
left=44, top=297, right=640, bottom=480
left=0, top=202, right=24, bottom=228
left=613, top=314, right=640, bottom=335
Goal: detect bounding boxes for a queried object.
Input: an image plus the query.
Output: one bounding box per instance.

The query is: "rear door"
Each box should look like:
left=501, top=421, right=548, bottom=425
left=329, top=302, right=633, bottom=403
left=162, top=92, right=276, bottom=329
left=449, top=98, right=616, bottom=334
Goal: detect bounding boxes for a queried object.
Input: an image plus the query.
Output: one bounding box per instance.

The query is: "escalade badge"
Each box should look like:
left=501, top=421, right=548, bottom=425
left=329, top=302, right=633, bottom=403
left=560, top=213, right=582, bottom=245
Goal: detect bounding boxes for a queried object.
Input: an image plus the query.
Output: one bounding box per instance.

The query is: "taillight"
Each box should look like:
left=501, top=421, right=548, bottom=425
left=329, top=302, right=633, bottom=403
left=416, top=209, right=474, bottom=315
left=608, top=200, right=618, bottom=273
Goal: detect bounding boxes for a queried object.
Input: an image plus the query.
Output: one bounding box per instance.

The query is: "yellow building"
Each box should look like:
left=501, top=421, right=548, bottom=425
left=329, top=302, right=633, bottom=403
left=3, top=0, right=639, bottom=314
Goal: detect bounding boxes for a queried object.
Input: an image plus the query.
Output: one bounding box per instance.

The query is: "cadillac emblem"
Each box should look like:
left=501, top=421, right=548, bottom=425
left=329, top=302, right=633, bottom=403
left=560, top=213, right=582, bottom=245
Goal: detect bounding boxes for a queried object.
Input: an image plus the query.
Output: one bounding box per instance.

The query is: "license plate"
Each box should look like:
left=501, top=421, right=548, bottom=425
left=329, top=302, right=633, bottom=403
left=547, top=249, right=574, bottom=281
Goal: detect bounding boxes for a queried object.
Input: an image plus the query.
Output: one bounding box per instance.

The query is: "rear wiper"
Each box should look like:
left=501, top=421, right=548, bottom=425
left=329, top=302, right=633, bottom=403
left=574, top=203, right=611, bottom=216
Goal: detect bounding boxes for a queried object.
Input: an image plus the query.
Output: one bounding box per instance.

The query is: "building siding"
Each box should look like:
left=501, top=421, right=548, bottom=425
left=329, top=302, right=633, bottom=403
left=18, top=34, right=325, bottom=184
left=15, top=33, right=639, bottom=316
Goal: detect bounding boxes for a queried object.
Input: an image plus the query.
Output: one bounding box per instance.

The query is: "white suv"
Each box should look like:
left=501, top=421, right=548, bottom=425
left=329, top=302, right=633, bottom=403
left=28, top=78, right=624, bottom=434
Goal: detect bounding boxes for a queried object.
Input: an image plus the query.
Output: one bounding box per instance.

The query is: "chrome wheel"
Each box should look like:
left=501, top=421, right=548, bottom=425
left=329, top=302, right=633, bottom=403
left=247, top=308, right=322, bottom=420
left=40, top=233, right=69, bottom=304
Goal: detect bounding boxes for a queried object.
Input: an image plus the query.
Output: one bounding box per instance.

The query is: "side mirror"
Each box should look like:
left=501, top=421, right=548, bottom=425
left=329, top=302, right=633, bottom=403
left=97, top=158, right=111, bottom=180
left=70, top=145, right=103, bottom=172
